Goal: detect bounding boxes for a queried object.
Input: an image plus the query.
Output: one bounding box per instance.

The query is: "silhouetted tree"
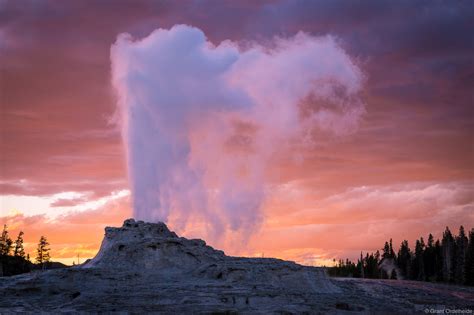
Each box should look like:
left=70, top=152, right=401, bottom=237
left=397, top=240, right=411, bottom=278
left=434, top=240, right=443, bottom=281
left=383, top=241, right=390, bottom=259
left=442, top=227, right=455, bottom=282
left=13, top=231, right=25, bottom=258
left=382, top=239, right=396, bottom=259
left=389, top=239, right=395, bottom=259
left=0, top=225, right=13, bottom=256
left=424, top=234, right=436, bottom=281
left=455, top=226, right=468, bottom=284
left=364, top=252, right=380, bottom=279
left=35, top=236, right=50, bottom=269
left=359, top=252, right=364, bottom=278
left=465, top=229, right=474, bottom=286
left=413, top=238, right=425, bottom=281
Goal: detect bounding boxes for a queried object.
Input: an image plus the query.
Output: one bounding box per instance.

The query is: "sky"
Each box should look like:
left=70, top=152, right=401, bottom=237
left=1, top=0, right=473, bottom=266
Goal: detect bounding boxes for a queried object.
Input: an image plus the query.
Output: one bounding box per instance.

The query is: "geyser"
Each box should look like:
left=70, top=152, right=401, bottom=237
left=111, top=24, right=364, bottom=243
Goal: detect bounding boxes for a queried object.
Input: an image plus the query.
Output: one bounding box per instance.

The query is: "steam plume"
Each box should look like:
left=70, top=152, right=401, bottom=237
left=111, top=25, right=364, bottom=243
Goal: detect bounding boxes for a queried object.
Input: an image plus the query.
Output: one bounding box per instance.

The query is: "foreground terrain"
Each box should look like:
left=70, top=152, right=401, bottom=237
left=1, top=220, right=473, bottom=313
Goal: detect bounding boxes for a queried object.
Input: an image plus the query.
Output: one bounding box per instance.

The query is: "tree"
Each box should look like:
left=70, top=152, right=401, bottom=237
left=454, top=226, right=469, bottom=284
left=389, top=239, right=396, bottom=259
left=383, top=241, right=391, bottom=259
left=359, top=252, right=364, bottom=278
left=413, top=238, right=425, bottom=281
left=424, top=233, right=436, bottom=281
left=442, top=227, right=455, bottom=282
left=13, top=231, right=26, bottom=258
left=0, top=225, right=13, bottom=256
left=434, top=240, right=443, bottom=282
left=397, top=240, right=411, bottom=279
left=364, top=252, right=380, bottom=279
left=465, top=229, right=474, bottom=286
left=382, top=240, right=395, bottom=259
left=35, top=236, right=50, bottom=269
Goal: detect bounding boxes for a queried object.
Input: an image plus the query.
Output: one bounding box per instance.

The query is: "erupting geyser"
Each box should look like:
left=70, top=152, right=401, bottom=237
left=111, top=24, right=365, bottom=242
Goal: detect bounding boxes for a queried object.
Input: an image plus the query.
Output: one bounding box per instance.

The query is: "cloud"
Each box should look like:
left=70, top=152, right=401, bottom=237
left=242, top=180, right=474, bottom=264
left=111, top=24, right=365, bottom=244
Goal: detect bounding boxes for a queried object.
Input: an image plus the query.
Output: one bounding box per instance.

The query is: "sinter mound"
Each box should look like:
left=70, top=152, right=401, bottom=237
left=83, top=219, right=337, bottom=294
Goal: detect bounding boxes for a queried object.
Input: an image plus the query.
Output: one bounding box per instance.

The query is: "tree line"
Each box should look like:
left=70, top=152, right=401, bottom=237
left=328, top=226, right=474, bottom=286
left=0, top=224, right=51, bottom=276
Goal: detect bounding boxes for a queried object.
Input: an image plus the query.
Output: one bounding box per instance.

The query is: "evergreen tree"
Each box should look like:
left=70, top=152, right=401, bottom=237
left=454, top=226, right=468, bottom=284
left=13, top=231, right=26, bottom=258
left=434, top=240, right=444, bottom=282
left=359, top=252, right=364, bottom=278
left=413, top=238, right=425, bottom=281
left=0, top=224, right=13, bottom=256
left=465, top=229, right=474, bottom=286
left=389, top=238, right=395, bottom=259
left=364, top=252, right=380, bottom=278
left=424, top=234, right=436, bottom=281
left=383, top=241, right=391, bottom=259
left=35, top=236, right=50, bottom=269
left=397, top=240, right=411, bottom=278
left=442, top=227, right=455, bottom=282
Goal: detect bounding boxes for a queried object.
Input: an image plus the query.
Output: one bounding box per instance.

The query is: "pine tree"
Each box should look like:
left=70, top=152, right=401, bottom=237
left=389, top=238, right=395, bottom=259
left=0, top=225, right=13, bottom=256
left=359, top=252, right=364, bottom=278
left=424, top=233, right=436, bottom=281
left=35, top=236, right=51, bottom=269
left=465, top=229, right=474, bottom=286
left=434, top=239, right=444, bottom=282
left=397, top=240, right=411, bottom=278
left=13, top=231, right=26, bottom=258
left=454, top=226, right=469, bottom=284
left=414, top=238, right=425, bottom=281
left=442, top=227, right=455, bottom=282
left=364, top=252, right=380, bottom=278
left=383, top=241, right=391, bottom=259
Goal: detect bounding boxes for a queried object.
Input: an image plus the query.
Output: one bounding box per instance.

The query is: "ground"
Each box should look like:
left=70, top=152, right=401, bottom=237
left=1, top=268, right=473, bottom=314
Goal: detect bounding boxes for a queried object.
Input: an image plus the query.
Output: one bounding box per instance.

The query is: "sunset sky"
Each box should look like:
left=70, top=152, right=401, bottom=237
left=1, top=1, right=473, bottom=266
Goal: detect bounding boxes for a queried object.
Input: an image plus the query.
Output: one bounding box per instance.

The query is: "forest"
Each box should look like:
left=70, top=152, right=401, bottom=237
left=328, top=226, right=474, bottom=286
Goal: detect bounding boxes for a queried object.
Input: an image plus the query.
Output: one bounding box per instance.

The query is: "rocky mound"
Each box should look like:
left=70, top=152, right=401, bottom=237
left=82, top=219, right=224, bottom=272
left=1, top=219, right=473, bottom=313
left=82, top=219, right=338, bottom=294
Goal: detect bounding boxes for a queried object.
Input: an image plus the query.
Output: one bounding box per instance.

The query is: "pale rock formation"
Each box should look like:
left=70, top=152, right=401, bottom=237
left=83, top=219, right=338, bottom=294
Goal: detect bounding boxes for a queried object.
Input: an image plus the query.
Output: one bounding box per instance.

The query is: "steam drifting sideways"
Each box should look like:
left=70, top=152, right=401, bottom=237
left=111, top=25, right=365, bottom=244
